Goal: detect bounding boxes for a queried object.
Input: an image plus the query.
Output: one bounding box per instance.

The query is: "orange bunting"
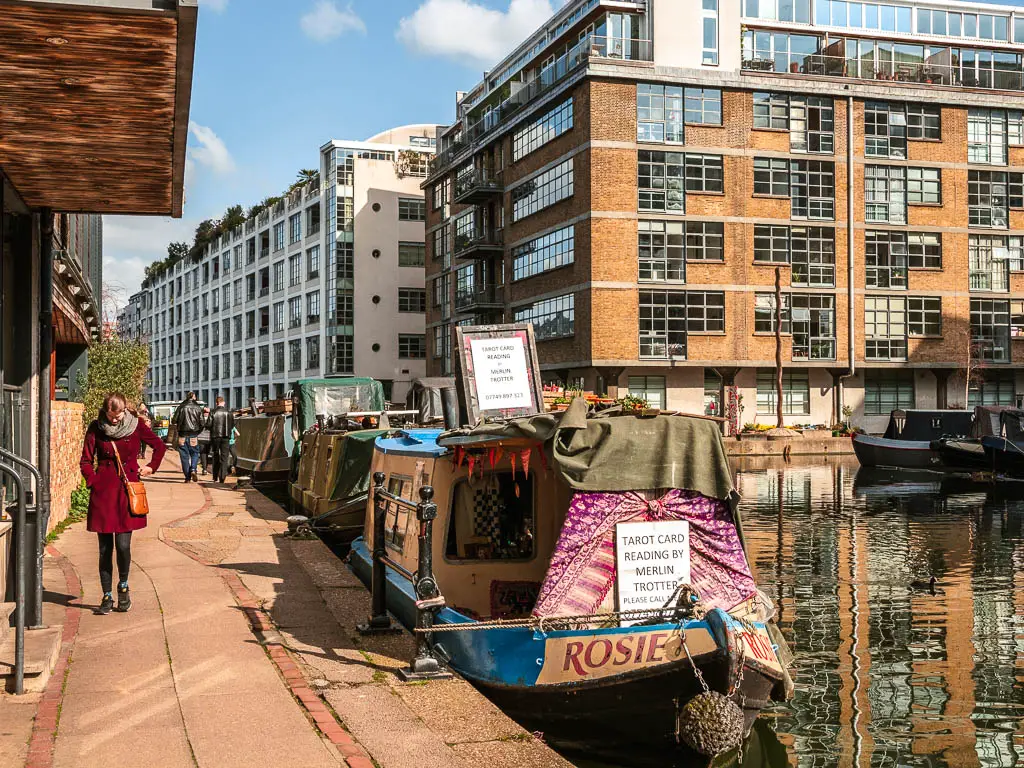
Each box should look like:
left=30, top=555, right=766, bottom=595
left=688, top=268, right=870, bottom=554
left=520, top=448, right=531, bottom=477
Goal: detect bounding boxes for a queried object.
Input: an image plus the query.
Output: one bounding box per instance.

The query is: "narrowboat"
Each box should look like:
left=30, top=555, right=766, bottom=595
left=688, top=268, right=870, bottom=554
left=348, top=399, right=792, bottom=761
left=981, top=409, right=1024, bottom=477
left=931, top=405, right=1017, bottom=471
left=852, top=409, right=972, bottom=470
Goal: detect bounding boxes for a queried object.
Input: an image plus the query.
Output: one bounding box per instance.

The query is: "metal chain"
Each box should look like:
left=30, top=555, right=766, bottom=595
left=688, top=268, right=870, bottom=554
left=679, top=629, right=710, bottom=694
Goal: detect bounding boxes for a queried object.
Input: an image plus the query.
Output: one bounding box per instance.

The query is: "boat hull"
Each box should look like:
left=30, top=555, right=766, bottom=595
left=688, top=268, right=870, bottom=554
left=852, top=434, right=941, bottom=470
left=347, top=539, right=784, bottom=758
left=981, top=436, right=1024, bottom=477
left=931, top=438, right=990, bottom=472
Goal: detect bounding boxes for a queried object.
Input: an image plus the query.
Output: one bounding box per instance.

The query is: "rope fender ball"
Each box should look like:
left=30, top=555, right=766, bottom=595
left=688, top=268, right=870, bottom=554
left=676, top=690, right=745, bottom=757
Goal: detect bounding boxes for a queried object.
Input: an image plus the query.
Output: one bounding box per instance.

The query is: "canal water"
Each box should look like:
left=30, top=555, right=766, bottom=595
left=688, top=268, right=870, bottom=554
left=579, top=456, right=1024, bottom=768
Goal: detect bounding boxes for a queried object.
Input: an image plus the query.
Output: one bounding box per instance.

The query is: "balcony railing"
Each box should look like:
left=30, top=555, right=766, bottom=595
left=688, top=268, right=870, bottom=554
left=455, top=284, right=503, bottom=311
left=432, top=35, right=652, bottom=174
left=454, top=168, right=503, bottom=204
left=454, top=229, right=504, bottom=259
left=743, top=52, right=1024, bottom=92
left=260, top=247, right=270, bottom=259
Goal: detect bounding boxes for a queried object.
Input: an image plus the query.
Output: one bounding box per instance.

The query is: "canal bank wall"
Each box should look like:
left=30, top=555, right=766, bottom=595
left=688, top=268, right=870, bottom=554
left=725, top=435, right=854, bottom=456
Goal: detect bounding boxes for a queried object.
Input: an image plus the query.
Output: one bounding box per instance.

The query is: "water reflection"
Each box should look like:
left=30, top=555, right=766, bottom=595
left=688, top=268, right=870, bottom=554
left=736, top=456, right=1024, bottom=768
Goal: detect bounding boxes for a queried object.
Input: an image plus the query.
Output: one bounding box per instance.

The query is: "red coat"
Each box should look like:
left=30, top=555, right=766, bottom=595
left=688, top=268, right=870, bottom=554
left=80, top=419, right=167, bottom=533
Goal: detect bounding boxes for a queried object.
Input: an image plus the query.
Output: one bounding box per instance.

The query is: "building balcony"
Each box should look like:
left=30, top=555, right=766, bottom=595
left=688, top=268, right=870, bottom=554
left=454, top=229, right=504, bottom=260
left=454, top=169, right=503, bottom=205
left=455, top=284, right=503, bottom=312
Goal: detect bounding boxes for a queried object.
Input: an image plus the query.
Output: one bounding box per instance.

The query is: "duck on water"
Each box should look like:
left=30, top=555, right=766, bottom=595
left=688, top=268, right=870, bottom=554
left=347, top=398, right=794, bottom=763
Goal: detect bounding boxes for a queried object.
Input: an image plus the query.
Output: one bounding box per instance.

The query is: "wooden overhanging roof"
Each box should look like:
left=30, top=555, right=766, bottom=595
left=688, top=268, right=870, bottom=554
left=0, top=0, right=197, bottom=217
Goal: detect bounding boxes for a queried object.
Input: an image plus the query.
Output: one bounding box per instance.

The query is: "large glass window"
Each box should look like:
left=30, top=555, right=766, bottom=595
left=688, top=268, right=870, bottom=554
left=791, top=227, right=835, bottom=286
left=908, top=296, right=941, bottom=336
left=753, top=158, right=790, bottom=196
left=627, top=376, right=667, bottom=410
left=907, top=232, right=941, bottom=269
left=968, top=108, right=1008, bottom=165
left=865, top=102, right=907, bottom=159
left=791, top=294, right=835, bottom=360
left=398, top=334, right=427, bottom=359
left=754, top=225, right=790, bottom=263
left=639, top=151, right=684, bottom=212
left=791, top=159, right=835, bottom=219
left=865, top=230, right=908, bottom=289
left=864, top=370, right=915, bottom=415
left=754, top=92, right=834, bottom=153
left=398, top=288, right=427, bottom=313
left=969, top=170, right=1009, bottom=228
left=906, top=167, right=941, bottom=204
left=865, top=295, right=907, bottom=360
left=865, top=165, right=906, bottom=223
left=684, top=154, right=724, bottom=193
left=514, top=294, right=574, bottom=340
left=638, top=85, right=683, bottom=143
left=685, top=222, right=724, bottom=261
left=971, top=298, right=1010, bottom=363
left=639, top=221, right=685, bottom=281
left=513, top=225, right=574, bottom=281
left=969, top=371, right=1015, bottom=405
left=702, top=0, right=719, bottom=65
left=399, top=198, right=426, bottom=221
left=906, top=105, right=941, bottom=140
left=398, top=242, right=424, bottom=268
left=756, top=370, right=809, bottom=415
left=639, top=290, right=725, bottom=359
left=684, top=87, right=722, bottom=124
left=513, top=98, right=574, bottom=161
left=512, top=159, right=574, bottom=221
left=969, top=234, right=1010, bottom=292
left=753, top=91, right=789, bottom=129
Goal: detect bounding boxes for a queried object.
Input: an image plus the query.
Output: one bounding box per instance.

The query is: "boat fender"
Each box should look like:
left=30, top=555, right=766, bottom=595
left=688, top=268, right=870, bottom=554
left=677, top=691, right=745, bottom=756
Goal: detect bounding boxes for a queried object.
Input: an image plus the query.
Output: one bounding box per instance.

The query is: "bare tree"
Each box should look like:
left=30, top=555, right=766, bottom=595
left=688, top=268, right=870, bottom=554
left=775, top=267, right=784, bottom=428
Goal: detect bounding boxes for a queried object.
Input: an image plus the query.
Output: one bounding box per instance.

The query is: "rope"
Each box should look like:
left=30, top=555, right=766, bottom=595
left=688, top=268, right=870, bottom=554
left=412, top=604, right=704, bottom=633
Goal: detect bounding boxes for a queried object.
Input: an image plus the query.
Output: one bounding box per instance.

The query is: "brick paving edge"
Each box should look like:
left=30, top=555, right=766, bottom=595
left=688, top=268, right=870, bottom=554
left=23, top=545, right=83, bottom=768
left=161, top=480, right=373, bottom=768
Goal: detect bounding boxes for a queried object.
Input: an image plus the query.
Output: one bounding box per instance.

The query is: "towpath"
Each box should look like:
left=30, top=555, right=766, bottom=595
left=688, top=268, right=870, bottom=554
left=2, top=454, right=569, bottom=768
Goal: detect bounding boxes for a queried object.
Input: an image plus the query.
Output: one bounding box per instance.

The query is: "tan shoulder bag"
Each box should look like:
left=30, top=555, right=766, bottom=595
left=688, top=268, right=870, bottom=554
left=112, top=444, right=150, bottom=517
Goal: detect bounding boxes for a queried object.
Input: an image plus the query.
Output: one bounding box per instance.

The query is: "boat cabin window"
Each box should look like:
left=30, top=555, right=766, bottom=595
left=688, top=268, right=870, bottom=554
left=445, top=471, right=534, bottom=561
left=384, top=474, right=413, bottom=553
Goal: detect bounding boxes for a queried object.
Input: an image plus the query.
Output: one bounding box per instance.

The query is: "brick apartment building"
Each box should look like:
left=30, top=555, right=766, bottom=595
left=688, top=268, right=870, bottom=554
left=424, top=0, right=1024, bottom=432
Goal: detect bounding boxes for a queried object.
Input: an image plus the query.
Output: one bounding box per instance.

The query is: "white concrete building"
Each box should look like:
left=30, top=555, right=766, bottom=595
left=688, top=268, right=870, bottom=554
left=139, top=125, right=438, bottom=407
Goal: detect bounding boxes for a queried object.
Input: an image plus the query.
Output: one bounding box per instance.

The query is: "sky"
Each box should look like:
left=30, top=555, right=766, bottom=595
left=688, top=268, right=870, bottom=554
left=101, top=0, right=1024, bottom=315
left=101, top=0, right=567, bottom=314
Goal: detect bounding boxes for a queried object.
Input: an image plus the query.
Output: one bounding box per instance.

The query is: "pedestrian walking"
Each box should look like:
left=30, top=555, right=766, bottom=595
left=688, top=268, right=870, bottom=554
left=229, top=424, right=240, bottom=474
left=208, top=396, right=235, bottom=483
left=136, top=403, right=151, bottom=461
left=173, top=391, right=204, bottom=482
left=197, top=407, right=212, bottom=475
left=79, top=392, right=166, bottom=614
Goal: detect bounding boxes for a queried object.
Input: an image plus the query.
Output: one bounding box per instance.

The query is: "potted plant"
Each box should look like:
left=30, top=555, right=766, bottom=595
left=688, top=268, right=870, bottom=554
left=617, top=394, right=651, bottom=415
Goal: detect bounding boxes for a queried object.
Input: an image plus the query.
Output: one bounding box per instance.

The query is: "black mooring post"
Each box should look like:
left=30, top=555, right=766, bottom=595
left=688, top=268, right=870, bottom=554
left=398, top=485, right=452, bottom=681
left=357, top=471, right=399, bottom=635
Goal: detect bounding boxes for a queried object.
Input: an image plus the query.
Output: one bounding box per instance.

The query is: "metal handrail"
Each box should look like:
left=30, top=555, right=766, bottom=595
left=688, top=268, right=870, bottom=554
left=0, top=459, right=28, bottom=694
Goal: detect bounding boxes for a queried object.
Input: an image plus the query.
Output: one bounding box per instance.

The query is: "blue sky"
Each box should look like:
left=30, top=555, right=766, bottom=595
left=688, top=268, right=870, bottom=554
left=102, top=0, right=563, bottom=311
left=102, top=0, right=1024, bottom=313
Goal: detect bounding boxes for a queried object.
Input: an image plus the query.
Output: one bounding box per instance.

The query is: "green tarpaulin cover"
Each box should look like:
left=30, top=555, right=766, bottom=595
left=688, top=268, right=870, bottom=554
left=330, top=429, right=388, bottom=502
left=294, top=378, right=385, bottom=433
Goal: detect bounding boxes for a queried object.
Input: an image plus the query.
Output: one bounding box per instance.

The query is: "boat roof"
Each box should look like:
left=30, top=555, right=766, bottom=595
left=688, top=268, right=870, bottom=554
left=375, top=429, right=447, bottom=457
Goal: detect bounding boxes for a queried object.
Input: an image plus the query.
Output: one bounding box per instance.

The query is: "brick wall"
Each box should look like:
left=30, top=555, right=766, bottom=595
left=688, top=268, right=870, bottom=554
left=49, top=401, right=85, bottom=533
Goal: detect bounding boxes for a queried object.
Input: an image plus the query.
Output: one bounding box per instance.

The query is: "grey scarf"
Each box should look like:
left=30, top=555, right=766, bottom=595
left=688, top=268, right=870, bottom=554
left=98, top=410, right=138, bottom=441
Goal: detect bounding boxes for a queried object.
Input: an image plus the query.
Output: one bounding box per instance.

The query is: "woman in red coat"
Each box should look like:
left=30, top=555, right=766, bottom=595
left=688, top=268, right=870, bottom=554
left=79, top=393, right=166, bottom=614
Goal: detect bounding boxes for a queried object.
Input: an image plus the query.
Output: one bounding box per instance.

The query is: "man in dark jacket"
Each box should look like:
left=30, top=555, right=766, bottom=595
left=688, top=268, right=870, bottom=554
left=208, top=396, right=235, bottom=484
left=173, top=392, right=205, bottom=482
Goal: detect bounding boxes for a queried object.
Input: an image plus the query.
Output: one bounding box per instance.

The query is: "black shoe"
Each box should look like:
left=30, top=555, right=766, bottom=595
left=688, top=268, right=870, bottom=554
left=184, top=475, right=192, bottom=483
left=191, top=472, right=199, bottom=482
left=97, top=593, right=114, bottom=615
left=116, top=586, right=132, bottom=613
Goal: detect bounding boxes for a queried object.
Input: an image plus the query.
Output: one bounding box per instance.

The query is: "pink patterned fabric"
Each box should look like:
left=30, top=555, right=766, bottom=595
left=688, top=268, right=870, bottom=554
left=532, top=490, right=757, bottom=618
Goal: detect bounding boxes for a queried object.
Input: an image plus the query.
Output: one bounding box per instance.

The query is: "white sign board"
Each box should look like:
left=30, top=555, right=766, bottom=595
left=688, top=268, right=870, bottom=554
left=615, top=520, right=690, bottom=626
left=469, top=336, right=533, bottom=411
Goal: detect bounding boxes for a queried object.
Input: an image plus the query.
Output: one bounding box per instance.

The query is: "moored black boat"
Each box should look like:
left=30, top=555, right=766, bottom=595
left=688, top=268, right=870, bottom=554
left=931, top=406, right=1020, bottom=472
left=853, top=409, right=972, bottom=470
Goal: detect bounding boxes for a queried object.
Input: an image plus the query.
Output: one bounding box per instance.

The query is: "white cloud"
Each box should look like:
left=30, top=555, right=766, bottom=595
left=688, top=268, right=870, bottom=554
left=396, top=0, right=557, bottom=67
left=101, top=215, right=199, bottom=300
left=300, top=1, right=366, bottom=42
left=186, top=121, right=235, bottom=176
left=199, top=0, right=229, bottom=11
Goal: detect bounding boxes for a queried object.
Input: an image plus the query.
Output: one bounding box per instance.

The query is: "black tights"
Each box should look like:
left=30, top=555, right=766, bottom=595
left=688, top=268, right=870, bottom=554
left=98, top=532, right=133, bottom=594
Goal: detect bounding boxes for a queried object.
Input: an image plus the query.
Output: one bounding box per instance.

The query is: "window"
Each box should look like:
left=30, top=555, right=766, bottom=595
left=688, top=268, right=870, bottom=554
left=968, top=108, right=1007, bottom=166
left=638, top=85, right=683, bottom=143
left=273, top=302, right=284, bottom=332
left=288, top=255, right=301, bottom=287
left=754, top=225, right=790, bottom=263
left=627, top=376, right=666, bottom=410
left=865, top=295, right=907, bottom=360
left=753, top=91, right=788, bottom=129
left=306, top=336, right=320, bottom=369
left=791, top=227, right=835, bottom=287
left=685, top=222, right=724, bottom=261
left=865, top=102, right=907, bottom=159
left=306, top=291, right=320, bottom=323
left=398, top=334, right=427, bottom=359
left=1009, top=110, right=1024, bottom=146
left=908, top=232, right=941, bottom=269
left=702, top=0, right=719, bottom=65
left=639, top=151, right=685, bottom=212
left=754, top=158, right=789, bottom=197
left=398, top=198, right=425, bottom=221
left=756, top=370, right=809, bottom=415
left=513, top=225, right=574, bottom=280
left=969, top=234, right=1010, bottom=292
left=754, top=293, right=790, bottom=334
left=513, top=98, right=573, bottom=161
left=790, top=96, right=834, bottom=154
left=273, top=222, right=285, bottom=251
left=288, top=296, right=302, bottom=328
left=432, top=225, right=451, bottom=264
left=301, top=247, right=318, bottom=283
left=445, top=472, right=535, bottom=561
left=864, top=371, right=915, bottom=415
left=865, top=231, right=908, bottom=289
left=398, top=242, right=426, bottom=267
left=431, top=178, right=450, bottom=214
left=742, top=0, right=811, bottom=23
left=970, top=371, right=1015, bottom=406
left=971, top=299, right=1010, bottom=363
left=793, top=159, right=835, bottom=217
left=289, top=213, right=302, bottom=244
left=907, top=167, right=941, bottom=204
left=639, top=291, right=725, bottom=359
left=791, top=294, right=835, bottom=360
left=289, top=339, right=302, bottom=371
left=512, top=159, right=573, bottom=221
left=398, top=288, right=426, bottom=312
left=969, top=170, right=1009, bottom=228
left=273, top=261, right=285, bottom=292
left=684, top=88, right=722, bottom=125
left=514, top=294, right=575, bottom=340
left=865, top=165, right=906, bottom=224
left=908, top=297, right=941, bottom=336
left=639, top=221, right=685, bottom=281
left=906, top=105, right=941, bottom=140
left=273, top=342, right=285, bottom=373
left=684, top=154, right=724, bottom=193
